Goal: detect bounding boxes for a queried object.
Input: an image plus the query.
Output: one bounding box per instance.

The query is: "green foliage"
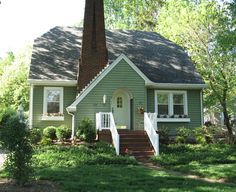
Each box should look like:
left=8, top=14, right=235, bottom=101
left=158, top=126, right=170, bottom=144
left=43, top=126, right=57, bottom=140
left=39, top=137, right=52, bottom=146
left=0, top=110, right=33, bottom=186
left=152, top=144, right=236, bottom=182
left=34, top=142, right=137, bottom=168
left=29, top=144, right=236, bottom=191
left=0, top=46, right=32, bottom=111
left=194, top=126, right=223, bottom=144
left=104, top=0, right=164, bottom=30
left=76, top=118, right=96, bottom=142
left=175, top=127, right=193, bottom=144
left=56, top=125, right=71, bottom=141
left=29, top=128, right=42, bottom=145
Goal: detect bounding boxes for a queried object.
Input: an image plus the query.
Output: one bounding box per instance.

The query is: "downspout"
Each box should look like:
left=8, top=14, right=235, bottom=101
left=200, top=90, right=204, bottom=126
left=67, top=109, right=75, bottom=139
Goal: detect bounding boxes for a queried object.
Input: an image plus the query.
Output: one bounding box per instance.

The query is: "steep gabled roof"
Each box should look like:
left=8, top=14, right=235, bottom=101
left=29, top=26, right=204, bottom=84
left=29, top=27, right=81, bottom=80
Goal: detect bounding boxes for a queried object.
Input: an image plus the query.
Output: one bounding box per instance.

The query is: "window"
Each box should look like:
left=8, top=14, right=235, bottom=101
left=155, top=91, right=188, bottom=119
left=43, top=87, right=64, bottom=121
left=117, top=97, right=123, bottom=108
left=173, top=94, right=184, bottom=115
left=157, top=93, right=168, bottom=115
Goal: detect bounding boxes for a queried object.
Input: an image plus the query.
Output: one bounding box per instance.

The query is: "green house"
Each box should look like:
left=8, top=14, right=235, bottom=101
left=28, top=0, right=206, bottom=156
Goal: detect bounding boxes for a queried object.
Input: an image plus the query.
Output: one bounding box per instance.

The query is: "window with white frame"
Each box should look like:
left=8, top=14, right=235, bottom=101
left=43, top=87, right=64, bottom=120
left=155, top=91, right=188, bottom=118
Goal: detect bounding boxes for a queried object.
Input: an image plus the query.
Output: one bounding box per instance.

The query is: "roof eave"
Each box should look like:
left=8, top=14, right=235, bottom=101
left=145, top=82, right=207, bottom=89
left=28, top=79, right=77, bottom=86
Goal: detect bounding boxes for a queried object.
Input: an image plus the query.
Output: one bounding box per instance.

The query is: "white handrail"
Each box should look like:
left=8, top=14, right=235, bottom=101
left=144, top=112, right=159, bottom=155
left=96, top=112, right=120, bottom=155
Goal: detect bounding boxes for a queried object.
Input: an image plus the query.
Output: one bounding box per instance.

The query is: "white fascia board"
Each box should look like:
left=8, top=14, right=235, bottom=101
left=66, top=106, right=76, bottom=113
left=68, top=54, right=151, bottom=109
left=146, top=82, right=207, bottom=89
left=28, top=79, right=77, bottom=86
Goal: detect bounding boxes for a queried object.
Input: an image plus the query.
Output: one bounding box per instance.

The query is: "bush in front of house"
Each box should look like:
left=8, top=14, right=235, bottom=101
left=0, top=109, right=33, bottom=186
left=40, top=137, right=53, bottom=145
left=56, top=125, right=71, bottom=141
left=175, top=127, right=194, bottom=144
left=43, top=126, right=57, bottom=140
left=76, top=118, right=96, bottom=142
left=29, top=128, right=42, bottom=144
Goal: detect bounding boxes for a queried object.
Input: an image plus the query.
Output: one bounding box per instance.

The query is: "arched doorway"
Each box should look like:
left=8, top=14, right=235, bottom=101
left=111, top=89, right=131, bottom=129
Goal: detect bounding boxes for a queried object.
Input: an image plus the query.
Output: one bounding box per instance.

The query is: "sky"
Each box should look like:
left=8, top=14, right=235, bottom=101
left=0, top=0, right=85, bottom=58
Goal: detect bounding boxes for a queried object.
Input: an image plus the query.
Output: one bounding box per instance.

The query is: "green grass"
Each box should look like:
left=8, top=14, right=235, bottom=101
left=1, top=143, right=236, bottom=191
left=152, top=144, right=236, bottom=182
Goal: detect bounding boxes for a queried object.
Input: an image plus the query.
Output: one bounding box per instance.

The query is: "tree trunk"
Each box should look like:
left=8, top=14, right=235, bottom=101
left=222, top=104, right=235, bottom=144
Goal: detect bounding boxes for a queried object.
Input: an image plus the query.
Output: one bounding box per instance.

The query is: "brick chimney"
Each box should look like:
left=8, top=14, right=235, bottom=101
left=78, top=0, right=108, bottom=91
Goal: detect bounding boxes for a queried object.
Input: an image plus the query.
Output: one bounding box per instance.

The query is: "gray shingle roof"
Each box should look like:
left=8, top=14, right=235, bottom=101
left=29, top=26, right=204, bottom=84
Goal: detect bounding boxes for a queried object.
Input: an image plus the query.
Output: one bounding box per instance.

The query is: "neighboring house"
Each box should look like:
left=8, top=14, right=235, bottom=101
left=28, top=0, right=206, bottom=155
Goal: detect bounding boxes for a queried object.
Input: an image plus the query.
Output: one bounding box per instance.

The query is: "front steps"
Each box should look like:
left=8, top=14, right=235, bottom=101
left=98, top=130, right=155, bottom=160
left=118, top=130, right=154, bottom=160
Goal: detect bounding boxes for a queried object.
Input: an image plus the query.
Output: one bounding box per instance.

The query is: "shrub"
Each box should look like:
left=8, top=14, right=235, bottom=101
left=158, top=126, right=170, bottom=144
left=40, top=137, right=52, bottom=145
left=43, top=126, right=56, bottom=140
left=76, top=118, right=96, bottom=142
left=56, top=125, right=71, bottom=141
left=29, top=128, right=42, bottom=144
left=175, top=127, right=193, bottom=144
left=0, top=109, right=33, bottom=186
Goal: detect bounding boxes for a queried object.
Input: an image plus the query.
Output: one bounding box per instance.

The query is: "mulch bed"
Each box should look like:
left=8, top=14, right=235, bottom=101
left=0, top=179, right=59, bottom=192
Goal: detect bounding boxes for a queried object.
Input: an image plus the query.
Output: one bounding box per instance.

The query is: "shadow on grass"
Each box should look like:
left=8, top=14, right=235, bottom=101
left=35, top=164, right=236, bottom=192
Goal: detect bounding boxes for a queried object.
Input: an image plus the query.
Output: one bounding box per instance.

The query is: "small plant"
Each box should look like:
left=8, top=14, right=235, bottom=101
left=175, top=127, right=193, bottom=144
left=158, top=126, right=170, bottom=144
left=56, top=125, right=71, bottom=141
left=29, top=128, right=42, bottom=144
left=43, top=126, right=57, bottom=140
left=76, top=118, right=96, bottom=142
left=40, top=136, right=52, bottom=145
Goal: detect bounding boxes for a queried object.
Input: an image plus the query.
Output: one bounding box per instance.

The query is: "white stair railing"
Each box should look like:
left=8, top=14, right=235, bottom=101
left=144, top=112, right=159, bottom=155
left=96, top=112, right=120, bottom=155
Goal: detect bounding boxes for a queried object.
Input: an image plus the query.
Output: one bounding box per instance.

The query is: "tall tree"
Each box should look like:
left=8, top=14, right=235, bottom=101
left=0, top=46, right=32, bottom=111
left=104, top=0, right=164, bottom=31
left=157, top=0, right=236, bottom=143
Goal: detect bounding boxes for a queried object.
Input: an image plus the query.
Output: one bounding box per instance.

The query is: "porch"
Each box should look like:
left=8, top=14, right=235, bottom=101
left=96, top=112, right=159, bottom=160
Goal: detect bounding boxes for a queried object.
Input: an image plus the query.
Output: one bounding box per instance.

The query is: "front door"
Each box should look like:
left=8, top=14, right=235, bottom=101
left=112, top=90, right=130, bottom=129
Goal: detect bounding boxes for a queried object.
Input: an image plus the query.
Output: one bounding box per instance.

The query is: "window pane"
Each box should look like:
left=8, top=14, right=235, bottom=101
left=117, top=97, right=122, bottom=108
left=158, top=105, right=168, bottom=115
left=47, top=102, right=60, bottom=113
left=157, top=94, right=168, bottom=104
left=47, top=90, right=60, bottom=102
left=173, top=94, right=183, bottom=104
left=174, top=105, right=184, bottom=115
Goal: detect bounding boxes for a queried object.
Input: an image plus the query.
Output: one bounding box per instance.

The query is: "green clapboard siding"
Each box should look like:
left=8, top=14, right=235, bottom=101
left=76, top=59, right=146, bottom=130
left=32, top=86, right=77, bottom=129
left=147, top=89, right=202, bottom=135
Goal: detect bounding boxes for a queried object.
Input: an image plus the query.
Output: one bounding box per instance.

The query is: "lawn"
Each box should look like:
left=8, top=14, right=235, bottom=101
left=152, top=144, right=236, bottom=183
left=1, top=143, right=236, bottom=191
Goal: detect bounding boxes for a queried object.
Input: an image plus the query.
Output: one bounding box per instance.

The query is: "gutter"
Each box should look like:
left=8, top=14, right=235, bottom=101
left=145, top=82, right=208, bottom=89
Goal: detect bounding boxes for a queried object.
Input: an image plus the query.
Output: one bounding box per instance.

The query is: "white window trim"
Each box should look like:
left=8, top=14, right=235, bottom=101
left=155, top=90, right=190, bottom=122
left=42, top=87, right=64, bottom=121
